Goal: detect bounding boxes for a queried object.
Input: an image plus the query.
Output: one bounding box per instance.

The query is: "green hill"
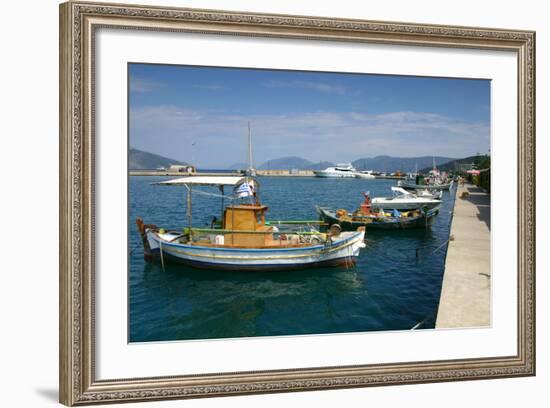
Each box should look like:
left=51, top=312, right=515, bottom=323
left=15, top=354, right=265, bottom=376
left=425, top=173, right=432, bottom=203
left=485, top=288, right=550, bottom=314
left=418, top=155, right=490, bottom=173
left=129, top=147, right=186, bottom=170
left=256, top=155, right=457, bottom=172
left=352, top=155, right=455, bottom=173
left=259, top=157, right=335, bottom=170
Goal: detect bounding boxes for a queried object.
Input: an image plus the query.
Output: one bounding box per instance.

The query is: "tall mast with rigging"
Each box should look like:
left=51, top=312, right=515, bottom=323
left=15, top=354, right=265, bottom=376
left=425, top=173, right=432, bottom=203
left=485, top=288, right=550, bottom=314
left=248, top=121, right=253, bottom=171
left=246, top=121, right=256, bottom=177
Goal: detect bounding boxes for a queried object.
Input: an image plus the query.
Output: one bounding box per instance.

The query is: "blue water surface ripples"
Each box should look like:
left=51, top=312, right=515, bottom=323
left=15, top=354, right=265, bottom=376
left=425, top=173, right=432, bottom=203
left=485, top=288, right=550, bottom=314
left=129, top=176, right=455, bottom=342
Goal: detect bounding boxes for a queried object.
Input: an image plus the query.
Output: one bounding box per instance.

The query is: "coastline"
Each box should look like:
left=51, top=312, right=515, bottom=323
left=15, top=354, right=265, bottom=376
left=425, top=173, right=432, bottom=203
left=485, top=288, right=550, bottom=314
left=129, top=170, right=406, bottom=179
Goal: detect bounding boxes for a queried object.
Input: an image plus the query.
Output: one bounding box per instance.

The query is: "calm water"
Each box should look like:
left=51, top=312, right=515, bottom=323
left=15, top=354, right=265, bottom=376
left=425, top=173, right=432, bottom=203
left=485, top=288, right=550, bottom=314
left=129, top=176, right=456, bottom=342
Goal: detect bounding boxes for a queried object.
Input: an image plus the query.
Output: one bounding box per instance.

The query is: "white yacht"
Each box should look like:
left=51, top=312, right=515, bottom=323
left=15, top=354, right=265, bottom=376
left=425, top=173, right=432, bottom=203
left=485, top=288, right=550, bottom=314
left=354, top=170, right=376, bottom=179
left=314, top=163, right=357, bottom=178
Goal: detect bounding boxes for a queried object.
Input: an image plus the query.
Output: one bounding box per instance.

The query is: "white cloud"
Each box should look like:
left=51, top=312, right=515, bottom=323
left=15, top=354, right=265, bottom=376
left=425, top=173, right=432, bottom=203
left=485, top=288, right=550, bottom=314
left=294, top=81, right=347, bottom=95
left=192, top=84, right=227, bottom=91
left=129, top=77, right=163, bottom=93
left=130, top=77, right=228, bottom=93
left=264, top=80, right=350, bottom=95
left=130, top=106, right=490, bottom=168
left=131, top=105, right=204, bottom=127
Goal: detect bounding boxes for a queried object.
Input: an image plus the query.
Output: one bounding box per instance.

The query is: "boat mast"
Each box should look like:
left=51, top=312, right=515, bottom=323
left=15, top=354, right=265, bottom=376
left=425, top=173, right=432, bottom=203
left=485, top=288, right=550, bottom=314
left=247, top=121, right=254, bottom=172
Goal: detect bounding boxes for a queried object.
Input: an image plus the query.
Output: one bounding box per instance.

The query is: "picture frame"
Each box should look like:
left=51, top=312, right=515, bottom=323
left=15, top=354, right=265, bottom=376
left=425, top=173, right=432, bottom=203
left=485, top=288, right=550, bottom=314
left=59, top=1, right=536, bottom=405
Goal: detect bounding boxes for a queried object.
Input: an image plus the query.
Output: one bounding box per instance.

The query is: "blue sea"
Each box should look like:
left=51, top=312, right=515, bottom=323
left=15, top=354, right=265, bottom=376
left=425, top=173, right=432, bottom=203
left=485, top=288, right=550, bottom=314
left=129, top=176, right=455, bottom=342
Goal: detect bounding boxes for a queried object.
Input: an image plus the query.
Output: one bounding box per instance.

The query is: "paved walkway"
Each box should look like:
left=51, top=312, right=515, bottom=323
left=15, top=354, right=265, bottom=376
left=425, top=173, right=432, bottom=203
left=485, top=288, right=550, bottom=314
left=436, top=183, right=491, bottom=328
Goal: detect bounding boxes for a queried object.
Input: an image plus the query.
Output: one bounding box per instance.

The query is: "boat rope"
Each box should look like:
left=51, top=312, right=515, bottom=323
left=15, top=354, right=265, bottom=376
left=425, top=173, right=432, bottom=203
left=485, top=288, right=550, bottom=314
left=343, top=242, right=356, bottom=273
left=159, top=240, right=166, bottom=273
left=362, top=241, right=450, bottom=264
left=432, top=238, right=451, bottom=254
left=363, top=270, right=440, bottom=329
left=183, top=184, right=237, bottom=200
left=410, top=310, right=438, bottom=330
left=365, top=286, right=433, bottom=327
left=128, top=241, right=142, bottom=256
left=350, top=245, right=358, bottom=273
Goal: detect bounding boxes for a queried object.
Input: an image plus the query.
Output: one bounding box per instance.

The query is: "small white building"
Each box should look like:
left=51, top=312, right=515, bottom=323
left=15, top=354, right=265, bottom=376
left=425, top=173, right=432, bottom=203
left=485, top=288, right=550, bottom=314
left=168, top=164, right=196, bottom=173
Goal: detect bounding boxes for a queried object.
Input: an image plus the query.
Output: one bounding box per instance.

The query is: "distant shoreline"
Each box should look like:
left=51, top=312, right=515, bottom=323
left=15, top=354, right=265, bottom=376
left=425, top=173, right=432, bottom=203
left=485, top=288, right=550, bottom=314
left=129, top=170, right=406, bottom=179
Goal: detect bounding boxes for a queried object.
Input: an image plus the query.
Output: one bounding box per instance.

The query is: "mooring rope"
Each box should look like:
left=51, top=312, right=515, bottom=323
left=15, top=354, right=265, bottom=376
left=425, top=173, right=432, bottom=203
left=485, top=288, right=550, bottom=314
left=410, top=313, right=436, bottom=330
left=128, top=242, right=142, bottom=256
left=432, top=238, right=451, bottom=254
left=159, top=240, right=165, bottom=273
left=365, top=286, right=433, bottom=328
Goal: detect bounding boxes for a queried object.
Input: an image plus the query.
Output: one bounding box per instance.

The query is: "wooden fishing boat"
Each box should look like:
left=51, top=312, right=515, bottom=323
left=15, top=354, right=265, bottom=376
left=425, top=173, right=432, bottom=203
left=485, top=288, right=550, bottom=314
left=136, top=176, right=366, bottom=271
left=317, top=206, right=439, bottom=230
left=316, top=192, right=440, bottom=230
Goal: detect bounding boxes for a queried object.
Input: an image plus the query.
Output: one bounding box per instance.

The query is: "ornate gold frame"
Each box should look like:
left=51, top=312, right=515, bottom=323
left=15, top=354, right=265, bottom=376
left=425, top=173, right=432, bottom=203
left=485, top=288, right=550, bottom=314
left=59, top=1, right=536, bottom=405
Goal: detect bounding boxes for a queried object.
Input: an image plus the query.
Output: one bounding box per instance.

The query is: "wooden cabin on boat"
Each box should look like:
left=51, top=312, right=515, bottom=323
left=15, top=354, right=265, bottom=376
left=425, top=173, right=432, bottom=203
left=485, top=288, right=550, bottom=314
left=223, top=204, right=271, bottom=247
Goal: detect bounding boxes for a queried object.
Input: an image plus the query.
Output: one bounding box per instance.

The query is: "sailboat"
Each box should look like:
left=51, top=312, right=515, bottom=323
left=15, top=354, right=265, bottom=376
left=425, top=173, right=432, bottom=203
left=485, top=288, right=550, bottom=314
left=398, top=157, right=453, bottom=191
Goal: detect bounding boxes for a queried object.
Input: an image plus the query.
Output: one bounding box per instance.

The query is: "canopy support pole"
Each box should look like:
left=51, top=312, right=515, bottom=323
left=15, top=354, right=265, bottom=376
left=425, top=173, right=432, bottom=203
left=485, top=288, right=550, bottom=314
left=220, top=186, right=225, bottom=219
left=231, top=203, right=235, bottom=246
left=187, top=185, right=193, bottom=231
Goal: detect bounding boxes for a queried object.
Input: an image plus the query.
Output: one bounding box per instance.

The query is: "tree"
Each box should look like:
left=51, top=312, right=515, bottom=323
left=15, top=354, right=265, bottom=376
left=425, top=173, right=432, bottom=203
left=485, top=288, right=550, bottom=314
left=475, top=155, right=491, bottom=170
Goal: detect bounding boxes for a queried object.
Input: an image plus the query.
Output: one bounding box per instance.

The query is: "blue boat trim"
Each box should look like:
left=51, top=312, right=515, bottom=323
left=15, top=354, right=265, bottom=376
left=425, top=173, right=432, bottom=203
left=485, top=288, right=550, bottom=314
left=152, top=250, right=357, bottom=271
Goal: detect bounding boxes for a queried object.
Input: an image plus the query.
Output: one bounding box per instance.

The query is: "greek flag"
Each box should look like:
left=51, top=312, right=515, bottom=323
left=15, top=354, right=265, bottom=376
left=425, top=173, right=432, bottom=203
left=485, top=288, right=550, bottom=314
left=235, top=181, right=255, bottom=198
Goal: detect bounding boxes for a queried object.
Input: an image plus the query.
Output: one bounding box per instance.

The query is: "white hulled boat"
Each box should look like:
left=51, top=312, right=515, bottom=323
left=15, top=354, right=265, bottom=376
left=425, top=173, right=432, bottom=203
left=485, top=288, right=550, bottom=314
left=314, top=163, right=357, bottom=178
left=354, top=170, right=376, bottom=179
left=415, top=188, right=443, bottom=200
left=371, top=186, right=442, bottom=211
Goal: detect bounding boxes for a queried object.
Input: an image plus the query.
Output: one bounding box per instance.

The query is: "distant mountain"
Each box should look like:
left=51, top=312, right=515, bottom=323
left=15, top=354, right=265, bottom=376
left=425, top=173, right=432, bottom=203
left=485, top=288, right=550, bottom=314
left=259, top=156, right=311, bottom=170
left=258, top=157, right=335, bottom=170
left=225, top=162, right=248, bottom=171
left=255, top=155, right=457, bottom=172
left=418, top=155, right=489, bottom=173
left=307, top=161, right=337, bottom=171
left=129, top=147, right=186, bottom=170
left=352, top=156, right=455, bottom=173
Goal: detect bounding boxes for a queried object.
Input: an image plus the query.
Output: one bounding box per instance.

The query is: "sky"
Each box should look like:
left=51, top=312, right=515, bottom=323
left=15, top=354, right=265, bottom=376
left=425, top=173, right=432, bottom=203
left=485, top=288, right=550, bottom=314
left=129, top=63, right=490, bottom=168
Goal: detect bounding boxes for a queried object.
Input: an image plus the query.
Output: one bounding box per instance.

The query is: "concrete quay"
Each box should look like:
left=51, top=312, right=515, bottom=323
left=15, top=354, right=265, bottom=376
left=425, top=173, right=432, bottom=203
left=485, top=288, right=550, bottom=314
left=436, top=183, right=491, bottom=328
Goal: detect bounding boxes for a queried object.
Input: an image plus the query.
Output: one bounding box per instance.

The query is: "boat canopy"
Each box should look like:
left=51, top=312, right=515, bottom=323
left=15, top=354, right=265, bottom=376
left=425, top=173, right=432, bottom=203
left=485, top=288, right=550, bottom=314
left=154, top=176, right=248, bottom=187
